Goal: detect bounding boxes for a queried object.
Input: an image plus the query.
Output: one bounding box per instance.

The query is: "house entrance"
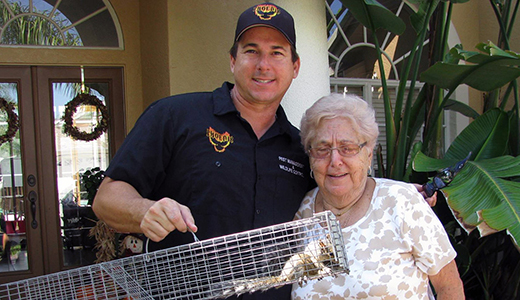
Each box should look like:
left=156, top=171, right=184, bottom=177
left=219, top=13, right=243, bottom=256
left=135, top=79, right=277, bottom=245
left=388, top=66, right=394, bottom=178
left=0, top=66, right=124, bottom=283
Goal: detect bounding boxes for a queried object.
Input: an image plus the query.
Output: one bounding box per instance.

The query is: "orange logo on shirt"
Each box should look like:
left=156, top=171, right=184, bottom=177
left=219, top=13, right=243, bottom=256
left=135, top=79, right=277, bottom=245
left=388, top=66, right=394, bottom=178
left=206, top=127, right=234, bottom=153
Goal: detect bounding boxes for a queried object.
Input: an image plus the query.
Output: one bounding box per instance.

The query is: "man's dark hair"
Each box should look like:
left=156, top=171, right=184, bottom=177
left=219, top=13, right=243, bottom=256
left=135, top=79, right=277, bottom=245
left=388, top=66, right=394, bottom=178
left=229, top=42, right=300, bottom=63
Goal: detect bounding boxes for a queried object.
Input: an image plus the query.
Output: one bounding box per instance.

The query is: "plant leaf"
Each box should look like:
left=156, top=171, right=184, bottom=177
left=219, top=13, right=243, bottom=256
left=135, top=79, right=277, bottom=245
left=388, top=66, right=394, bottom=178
left=412, top=151, right=458, bottom=172
left=414, top=153, right=520, bottom=246
left=409, top=0, right=441, bottom=34
left=444, top=108, right=509, bottom=161
left=414, top=154, right=520, bottom=249
left=442, top=156, right=520, bottom=246
left=340, top=0, right=406, bottom=35
left=444, top=99, right=480, bottom=119
left=420, top=42, right=520, bottom=91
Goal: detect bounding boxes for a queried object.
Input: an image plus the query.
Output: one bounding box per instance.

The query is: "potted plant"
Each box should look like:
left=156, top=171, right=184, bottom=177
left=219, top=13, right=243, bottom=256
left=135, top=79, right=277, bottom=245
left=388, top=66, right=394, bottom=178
left=79, top=167, right=105, bottom=206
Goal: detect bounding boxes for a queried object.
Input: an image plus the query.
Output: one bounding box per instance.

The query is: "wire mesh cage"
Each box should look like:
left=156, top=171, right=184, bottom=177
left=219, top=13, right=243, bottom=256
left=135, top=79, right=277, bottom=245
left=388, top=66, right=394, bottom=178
left=0, top=211, right=349, bottom=300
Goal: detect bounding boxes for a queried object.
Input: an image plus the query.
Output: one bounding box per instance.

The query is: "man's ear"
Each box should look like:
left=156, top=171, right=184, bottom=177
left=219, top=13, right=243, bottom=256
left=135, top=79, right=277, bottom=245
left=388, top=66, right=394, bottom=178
left=230, top=54, right=236, bottom=74
left=293, top=58, right=301, bottom=79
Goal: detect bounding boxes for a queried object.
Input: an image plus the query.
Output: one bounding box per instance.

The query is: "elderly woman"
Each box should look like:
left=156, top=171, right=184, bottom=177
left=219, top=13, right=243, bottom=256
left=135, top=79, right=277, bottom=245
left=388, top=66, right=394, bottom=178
left=292, top=94, right=464, bottom=299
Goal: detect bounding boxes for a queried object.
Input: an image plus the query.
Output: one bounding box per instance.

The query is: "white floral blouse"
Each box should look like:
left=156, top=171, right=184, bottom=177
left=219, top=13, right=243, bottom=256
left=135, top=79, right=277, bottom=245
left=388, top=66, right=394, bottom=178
left=291, top=178, right=456, bottom=300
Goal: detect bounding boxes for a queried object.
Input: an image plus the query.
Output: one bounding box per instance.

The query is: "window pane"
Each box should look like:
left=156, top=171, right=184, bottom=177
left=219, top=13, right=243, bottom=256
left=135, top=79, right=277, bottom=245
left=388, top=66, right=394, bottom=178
left=53, top=83, right=109, bottom=267
left=0, top=83, right=28, bottom=272
left=0, top=0, right=120, bottom=48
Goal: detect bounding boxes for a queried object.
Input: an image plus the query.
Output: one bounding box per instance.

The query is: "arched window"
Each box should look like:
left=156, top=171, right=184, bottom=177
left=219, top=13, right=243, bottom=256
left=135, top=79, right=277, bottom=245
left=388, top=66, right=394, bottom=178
left=0, top=0, right=122, bottom=48
left=327, top=1, right=429, bottom=81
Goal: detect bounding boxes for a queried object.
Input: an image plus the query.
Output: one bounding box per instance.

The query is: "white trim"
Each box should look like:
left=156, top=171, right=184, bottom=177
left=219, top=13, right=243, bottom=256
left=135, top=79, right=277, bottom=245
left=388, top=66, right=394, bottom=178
left=104, top=0, right=124, bottom=50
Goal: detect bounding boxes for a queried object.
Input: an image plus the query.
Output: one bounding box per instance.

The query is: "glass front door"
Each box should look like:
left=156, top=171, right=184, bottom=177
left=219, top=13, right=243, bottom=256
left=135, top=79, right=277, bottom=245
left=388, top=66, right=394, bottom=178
left=0, top=66, right=124, bottom=283
left=0, top=67, right=43, bottom=282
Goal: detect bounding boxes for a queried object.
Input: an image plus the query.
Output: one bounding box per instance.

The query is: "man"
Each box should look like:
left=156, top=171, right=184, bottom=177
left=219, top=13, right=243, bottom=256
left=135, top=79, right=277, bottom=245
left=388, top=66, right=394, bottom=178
left=93, top=3, right=309, bottom=299
left=93, top=3, right=435, bottom=299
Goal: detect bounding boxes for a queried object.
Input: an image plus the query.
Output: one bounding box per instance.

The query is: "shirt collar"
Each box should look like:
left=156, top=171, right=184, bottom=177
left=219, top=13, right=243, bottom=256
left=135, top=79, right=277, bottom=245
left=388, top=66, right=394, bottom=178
left=213, top=81, right=296, bottom=139
left=213, top=82, right=238, bottom=116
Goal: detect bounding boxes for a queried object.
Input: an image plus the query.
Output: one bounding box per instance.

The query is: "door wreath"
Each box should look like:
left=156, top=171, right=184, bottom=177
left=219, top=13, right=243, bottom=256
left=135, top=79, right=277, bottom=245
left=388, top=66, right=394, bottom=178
left=62, top=94, right=109, bottom=141
left=0, top=97, right=19, bottom=146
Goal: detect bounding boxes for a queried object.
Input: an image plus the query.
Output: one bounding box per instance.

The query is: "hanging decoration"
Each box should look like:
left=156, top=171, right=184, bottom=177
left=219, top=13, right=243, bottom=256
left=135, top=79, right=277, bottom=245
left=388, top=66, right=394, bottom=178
left=62, top=93, right=109, bottom=141
left=0, top=97, right=19, bottom=146
left=62, top=66, right=109, bottom=141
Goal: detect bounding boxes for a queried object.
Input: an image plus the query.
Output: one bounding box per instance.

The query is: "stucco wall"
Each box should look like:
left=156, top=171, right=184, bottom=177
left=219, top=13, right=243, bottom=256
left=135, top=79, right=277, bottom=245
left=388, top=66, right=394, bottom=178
left=166, top=1, right=257, bottom=98
left=140, top=0, right=171, bottom=110
left=275, top=0, right=330, bottom=128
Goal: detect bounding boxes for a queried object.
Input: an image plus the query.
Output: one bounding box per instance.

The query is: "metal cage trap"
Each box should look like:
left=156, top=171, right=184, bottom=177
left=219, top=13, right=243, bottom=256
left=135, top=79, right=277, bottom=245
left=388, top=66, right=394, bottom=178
left=0, top=211, right=349, bottom=299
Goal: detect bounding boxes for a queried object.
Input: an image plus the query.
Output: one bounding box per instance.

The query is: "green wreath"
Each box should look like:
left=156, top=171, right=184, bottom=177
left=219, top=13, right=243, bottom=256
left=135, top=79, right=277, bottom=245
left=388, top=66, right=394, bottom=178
left=0, top=97, right=19, bottom=146
left=63, top=93, right=109, bottom=141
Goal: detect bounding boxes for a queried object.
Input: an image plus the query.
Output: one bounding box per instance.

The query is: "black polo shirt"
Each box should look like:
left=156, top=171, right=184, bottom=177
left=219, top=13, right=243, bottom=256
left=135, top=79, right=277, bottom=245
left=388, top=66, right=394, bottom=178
left=105, top=82, right=313, bottom=299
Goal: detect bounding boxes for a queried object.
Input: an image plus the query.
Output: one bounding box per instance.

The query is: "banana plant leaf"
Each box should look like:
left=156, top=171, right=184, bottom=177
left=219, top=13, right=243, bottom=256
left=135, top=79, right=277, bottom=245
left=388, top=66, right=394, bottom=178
left=412, top=108, right=520, bottom=248
left=341, top=0, right=405, bottom=35
left=444, top=99, right=480, bottom=119
left=408, top=0, right=442, bottom=34
left=445, top=108, right=510, bottom=160
left=414, top=154, right=520, bottom=246
left=420, top=42, right=520, bottom=92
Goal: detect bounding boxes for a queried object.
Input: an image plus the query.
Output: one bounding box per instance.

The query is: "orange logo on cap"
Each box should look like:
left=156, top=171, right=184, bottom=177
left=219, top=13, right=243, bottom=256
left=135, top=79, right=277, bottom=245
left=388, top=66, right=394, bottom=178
left=254, top=4, right=280, bottom=20
left=206, top=127, right=234, bottom=153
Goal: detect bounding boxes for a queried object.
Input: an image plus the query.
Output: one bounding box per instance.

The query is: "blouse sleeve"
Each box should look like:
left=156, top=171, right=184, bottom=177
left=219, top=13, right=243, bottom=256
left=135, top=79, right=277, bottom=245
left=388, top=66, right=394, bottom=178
left=392, top=182, right=457, bottom=275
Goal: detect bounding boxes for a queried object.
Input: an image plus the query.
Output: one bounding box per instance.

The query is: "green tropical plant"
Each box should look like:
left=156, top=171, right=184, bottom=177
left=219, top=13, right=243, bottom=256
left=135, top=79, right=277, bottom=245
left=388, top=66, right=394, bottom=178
left=421, top=42, right=520, bottom=153
left=411, top=1, right=520, bottom=297
left=340, top=0, right=469, bottom=181
left=341, top=0, right=520, bottom=242
left=338, top=0, right=520, bottom=298
left=413, top=109, right=520, bottom=243
left=413, top=0, right=520, bottom=250
left=413, top=108, right=520, bottom=299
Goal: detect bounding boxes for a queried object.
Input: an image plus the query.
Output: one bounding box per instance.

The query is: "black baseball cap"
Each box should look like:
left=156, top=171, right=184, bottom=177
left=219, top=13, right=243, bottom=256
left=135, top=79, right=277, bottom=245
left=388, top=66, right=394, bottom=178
left=234, top=3, right=296, bottom=48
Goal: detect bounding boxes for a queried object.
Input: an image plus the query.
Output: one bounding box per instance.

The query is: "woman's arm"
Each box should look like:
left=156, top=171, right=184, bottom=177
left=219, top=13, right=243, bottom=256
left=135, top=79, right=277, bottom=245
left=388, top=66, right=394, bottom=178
left=429, top=260, right=465, bottom=299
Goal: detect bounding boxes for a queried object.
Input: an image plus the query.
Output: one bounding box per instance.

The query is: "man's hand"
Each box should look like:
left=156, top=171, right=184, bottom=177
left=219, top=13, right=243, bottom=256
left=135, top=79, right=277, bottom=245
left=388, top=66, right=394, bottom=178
left=413, top=183, right=437, bottom=207
left=93, top=178, right=198, bottom=242
left=140, top=198, right=197, bottom=242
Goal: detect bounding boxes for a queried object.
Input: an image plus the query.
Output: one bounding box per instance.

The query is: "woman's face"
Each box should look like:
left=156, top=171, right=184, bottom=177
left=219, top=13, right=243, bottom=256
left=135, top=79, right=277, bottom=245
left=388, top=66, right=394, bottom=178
left=310, top=118, right=372, bottom=201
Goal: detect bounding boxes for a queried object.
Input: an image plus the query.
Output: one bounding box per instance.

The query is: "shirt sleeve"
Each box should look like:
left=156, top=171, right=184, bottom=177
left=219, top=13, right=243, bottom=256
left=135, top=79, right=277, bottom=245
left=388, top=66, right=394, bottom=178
left=392, top=182, right=457, bottom=275
left=105, top=98, right=175, bottom=197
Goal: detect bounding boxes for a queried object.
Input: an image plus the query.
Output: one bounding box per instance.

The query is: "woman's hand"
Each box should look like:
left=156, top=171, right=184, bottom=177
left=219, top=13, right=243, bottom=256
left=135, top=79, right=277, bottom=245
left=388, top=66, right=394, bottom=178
left=413, top=183, right=437, bottom=207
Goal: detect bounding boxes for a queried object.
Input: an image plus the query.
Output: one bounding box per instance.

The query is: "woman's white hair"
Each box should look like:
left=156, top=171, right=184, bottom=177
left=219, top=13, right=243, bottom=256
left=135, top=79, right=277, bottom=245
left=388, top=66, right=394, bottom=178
left=300, top=93, right=379, bottom=152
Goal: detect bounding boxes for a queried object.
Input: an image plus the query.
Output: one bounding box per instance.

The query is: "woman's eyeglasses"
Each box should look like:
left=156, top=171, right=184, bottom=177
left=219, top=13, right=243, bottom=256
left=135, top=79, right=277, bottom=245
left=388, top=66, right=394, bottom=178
left=308, top=142, right=366, bottom=159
